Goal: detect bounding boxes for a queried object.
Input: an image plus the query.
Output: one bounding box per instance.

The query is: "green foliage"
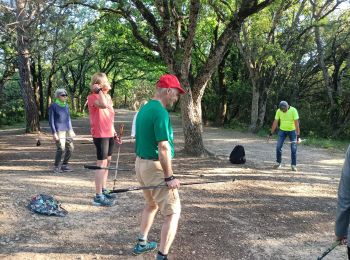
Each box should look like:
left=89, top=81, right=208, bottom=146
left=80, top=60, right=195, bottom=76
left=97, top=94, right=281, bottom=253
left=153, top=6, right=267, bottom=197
left=303, top=137, right=349, bottom=151
left=0, top=80, right=24, bottom=126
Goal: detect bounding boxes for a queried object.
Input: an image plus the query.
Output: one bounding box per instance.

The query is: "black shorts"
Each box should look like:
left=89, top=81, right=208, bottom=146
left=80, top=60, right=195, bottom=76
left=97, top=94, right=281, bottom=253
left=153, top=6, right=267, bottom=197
left=93, top=137, right=114, bottom=160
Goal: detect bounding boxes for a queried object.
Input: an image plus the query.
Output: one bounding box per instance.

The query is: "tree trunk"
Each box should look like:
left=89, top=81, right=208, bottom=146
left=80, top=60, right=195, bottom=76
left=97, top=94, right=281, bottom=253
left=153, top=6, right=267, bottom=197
left=215, top=52, right=228, bottom=126
left=30, top=60, right=40, bottom=112
left=180, top=92, right=205, bottom=156
left=257, top=88, right=268, bottom=129
left=16, top=0, right=40, bottom=133
left=37, top=54, right=44, bottom=119
left=249, top=81, right=260, bottom=132
left=314, top=25, right=334, bottom=107
left=46, top=73, right=54, bottom=119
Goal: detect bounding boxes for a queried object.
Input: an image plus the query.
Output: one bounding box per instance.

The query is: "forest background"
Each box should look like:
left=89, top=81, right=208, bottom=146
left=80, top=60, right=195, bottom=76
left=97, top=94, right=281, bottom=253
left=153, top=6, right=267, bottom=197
left=1, top=0, right=350, bottom=155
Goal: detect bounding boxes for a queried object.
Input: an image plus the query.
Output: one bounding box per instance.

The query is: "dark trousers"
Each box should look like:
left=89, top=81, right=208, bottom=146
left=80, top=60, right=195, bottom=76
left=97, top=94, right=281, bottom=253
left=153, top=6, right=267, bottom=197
left=54, top=137, right=74, bottom=166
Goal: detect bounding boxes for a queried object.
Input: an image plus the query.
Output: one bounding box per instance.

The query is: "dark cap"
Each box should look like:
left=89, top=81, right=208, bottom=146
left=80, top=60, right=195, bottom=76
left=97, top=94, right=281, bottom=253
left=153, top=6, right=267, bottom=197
left=279, top=101, right=289, bottom=110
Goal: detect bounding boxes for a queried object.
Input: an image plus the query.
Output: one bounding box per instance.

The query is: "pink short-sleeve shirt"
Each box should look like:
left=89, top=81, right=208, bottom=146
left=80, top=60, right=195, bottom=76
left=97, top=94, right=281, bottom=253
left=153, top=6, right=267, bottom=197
left=87, top=93, right=115, bottom=138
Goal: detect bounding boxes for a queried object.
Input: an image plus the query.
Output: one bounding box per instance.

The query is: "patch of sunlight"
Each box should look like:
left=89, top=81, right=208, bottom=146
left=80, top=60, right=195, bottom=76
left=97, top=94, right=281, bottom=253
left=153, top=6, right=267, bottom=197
left=0, top=166, right=45, bottom=171
left=244, top=181, right=337, bottom=198
left=0, top=146, right=52, bottom=151
left=191, top=203, right=225, bottom=209
left=318, top=159, right=344, bottom=165
left=189, top=182, right=236, bottom=191
left=206, top=168, right=252, bottom=174
left=64, top=204, right=104, bottom=213
left=18, top=177, right=92, bottom=186
left=1, top=159, right=54, bottom=163
left=289, top=211, right=320, bottom=217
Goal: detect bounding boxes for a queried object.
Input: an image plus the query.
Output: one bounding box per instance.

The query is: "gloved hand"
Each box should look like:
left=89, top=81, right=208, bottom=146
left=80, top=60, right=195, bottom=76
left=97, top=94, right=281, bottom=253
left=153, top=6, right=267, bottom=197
left=297, top=135, right=301, bottom=144
left=114, top=132, right=122, bottom=145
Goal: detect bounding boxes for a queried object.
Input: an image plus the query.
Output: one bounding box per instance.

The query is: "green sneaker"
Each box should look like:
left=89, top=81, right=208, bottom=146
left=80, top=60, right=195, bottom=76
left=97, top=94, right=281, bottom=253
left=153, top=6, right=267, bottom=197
left=132, top=241, right=157, bottom=255
left=103, top=188, right=116, bottom=200
left=92, top=194, right=114, bottom=207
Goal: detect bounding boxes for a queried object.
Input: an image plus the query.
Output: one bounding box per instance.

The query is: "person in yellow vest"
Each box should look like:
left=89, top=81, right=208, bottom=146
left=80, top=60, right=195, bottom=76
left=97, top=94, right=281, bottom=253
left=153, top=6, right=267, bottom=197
left=269, top=101, right=300, bottom=171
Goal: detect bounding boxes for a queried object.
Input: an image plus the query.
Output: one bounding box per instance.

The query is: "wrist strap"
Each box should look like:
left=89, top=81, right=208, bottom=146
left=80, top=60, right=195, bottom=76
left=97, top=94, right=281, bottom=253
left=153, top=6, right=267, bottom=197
left=164, top=175, right=176, bottom=182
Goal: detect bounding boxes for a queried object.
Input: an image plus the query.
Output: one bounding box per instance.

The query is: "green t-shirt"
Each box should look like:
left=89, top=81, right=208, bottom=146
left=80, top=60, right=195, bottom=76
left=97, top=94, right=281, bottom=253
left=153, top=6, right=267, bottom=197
left=135, top=100, right=174, bottom=159
left=274, top=106, right=299, bottom=131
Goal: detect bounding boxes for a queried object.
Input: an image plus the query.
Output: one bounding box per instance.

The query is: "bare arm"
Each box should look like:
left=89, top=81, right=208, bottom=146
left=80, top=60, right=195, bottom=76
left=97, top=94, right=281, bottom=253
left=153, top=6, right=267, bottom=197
left=294, top=120, right=300, bottom=136
left=158, top=140, right=173, bottom=178
left=158, top=140, right=180, bottom=189
left=270, top=120, right=279, bottom=134
left=93, top=91, right=109, bottom=108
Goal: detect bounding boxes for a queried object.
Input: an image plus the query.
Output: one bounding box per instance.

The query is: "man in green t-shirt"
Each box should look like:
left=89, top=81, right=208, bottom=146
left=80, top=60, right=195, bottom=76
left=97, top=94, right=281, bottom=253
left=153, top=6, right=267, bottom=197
left=132, top=74, right=185, bottom=260
left=269, top=101, right=301, bottom=171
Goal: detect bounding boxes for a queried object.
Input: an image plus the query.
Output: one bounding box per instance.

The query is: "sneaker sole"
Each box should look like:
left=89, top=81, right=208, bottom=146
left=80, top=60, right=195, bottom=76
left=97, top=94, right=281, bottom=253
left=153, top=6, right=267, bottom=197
left=103, top=195, right=117, bottom=200
left=92, top=201, right=115, bottom=207
left=132, top=247, right=157, bottom=256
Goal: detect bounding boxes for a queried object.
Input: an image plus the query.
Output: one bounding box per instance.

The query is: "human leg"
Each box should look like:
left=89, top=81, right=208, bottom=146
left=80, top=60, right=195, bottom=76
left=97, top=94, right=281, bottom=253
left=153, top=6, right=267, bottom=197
left=62, top=138, right=73, bottom=164
left=276, top=130, right=286, bottom=164
left=133, top=157, right=159, bottom=255
left=289, top=130, right=297, bottom=167
left=132, top=203, right=159, bottom=255
left=140, top=204, right=159, bottom=238
left=92, top=138, right=114, bottom=206
left=159, top=212, right=180, bottom=255
left=54, top=131, right=66, bottom=166
left=103, top=138, right=114, bottom=188
left=62, top=136, right=74, bottom=171
left=95, top=159, right=108, bottom=194
left=101, top=138, right=116, bottom=198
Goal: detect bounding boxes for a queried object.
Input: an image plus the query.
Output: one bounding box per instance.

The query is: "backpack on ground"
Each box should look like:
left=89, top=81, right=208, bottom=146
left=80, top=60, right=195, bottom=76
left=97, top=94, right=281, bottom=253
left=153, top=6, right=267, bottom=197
left=28, top=194, right=68, bottom=217
left=229, top=145, right=246, bottom=164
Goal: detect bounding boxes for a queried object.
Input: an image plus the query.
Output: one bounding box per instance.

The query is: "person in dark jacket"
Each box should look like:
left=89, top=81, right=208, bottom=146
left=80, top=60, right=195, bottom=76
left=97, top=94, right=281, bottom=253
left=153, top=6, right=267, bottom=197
left=335, top=145, right=350, bottom=259
left=48, top=88, right=75, bottom=173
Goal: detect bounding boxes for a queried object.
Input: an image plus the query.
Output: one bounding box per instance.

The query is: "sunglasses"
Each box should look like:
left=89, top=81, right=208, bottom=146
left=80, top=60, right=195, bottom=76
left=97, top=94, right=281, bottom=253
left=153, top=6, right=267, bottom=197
left=60, top=94, right=68, bottom=97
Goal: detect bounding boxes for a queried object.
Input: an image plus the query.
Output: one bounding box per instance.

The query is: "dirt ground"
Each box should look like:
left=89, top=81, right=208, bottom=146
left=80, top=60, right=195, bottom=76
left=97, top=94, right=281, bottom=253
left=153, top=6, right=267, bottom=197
left=0, top=109, right=348, bottom=260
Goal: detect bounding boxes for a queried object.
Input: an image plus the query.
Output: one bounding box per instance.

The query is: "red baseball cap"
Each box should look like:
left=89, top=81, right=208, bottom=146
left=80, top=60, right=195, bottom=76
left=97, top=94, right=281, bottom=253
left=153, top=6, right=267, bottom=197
left=156, top=74, right=186, bottom=94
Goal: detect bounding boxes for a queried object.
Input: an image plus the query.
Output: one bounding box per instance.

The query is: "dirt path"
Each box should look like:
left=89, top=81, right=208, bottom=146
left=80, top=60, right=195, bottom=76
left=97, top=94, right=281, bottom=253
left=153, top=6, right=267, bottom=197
left=0, top=109, right=347, bottom=259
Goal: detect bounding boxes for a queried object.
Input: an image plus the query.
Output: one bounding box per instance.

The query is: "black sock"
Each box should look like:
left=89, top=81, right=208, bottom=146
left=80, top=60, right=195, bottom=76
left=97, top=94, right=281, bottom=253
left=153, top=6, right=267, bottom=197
left=158, top=251, right=167, bottom=257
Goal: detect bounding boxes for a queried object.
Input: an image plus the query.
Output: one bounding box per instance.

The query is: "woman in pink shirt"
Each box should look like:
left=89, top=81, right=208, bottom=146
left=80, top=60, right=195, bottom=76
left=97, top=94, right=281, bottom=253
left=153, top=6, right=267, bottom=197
left=88, top=72, right=121, bottom=206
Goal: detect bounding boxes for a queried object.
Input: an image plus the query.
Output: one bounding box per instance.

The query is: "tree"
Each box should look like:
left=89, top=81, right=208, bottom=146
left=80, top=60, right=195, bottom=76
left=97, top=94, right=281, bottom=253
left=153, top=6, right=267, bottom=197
left=68, top=0, right=275, bottom=155
left=15, top=0, right=40, bottom=132
left=311, top=0, right=350, bottom=134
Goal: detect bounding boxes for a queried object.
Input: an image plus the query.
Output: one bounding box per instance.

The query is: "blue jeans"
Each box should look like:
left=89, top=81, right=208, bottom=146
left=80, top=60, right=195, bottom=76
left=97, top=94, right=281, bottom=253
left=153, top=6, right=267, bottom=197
left=276, top=130, right=297, bottom=166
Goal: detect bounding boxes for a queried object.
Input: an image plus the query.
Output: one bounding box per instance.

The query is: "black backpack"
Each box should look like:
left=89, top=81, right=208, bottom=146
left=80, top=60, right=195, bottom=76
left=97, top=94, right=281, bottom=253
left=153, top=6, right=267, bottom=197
left=229, top=145, right=246, bottom=164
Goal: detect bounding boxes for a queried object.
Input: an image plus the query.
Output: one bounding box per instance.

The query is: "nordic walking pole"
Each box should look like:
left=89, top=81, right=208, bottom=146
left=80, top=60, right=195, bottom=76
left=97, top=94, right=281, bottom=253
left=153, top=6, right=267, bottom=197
left=110, top=179, right=235, bottom=194
left=113, top=124, right=124, bottom=189
left=84, top=165, right=130, bottom=171
left=317, top=240, right=341, bottom=260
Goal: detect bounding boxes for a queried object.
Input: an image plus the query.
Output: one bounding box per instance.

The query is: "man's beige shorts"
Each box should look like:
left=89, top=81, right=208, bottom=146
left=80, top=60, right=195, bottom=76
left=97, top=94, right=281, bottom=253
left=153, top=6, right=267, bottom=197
left=135, top=157, right=181, bottom=216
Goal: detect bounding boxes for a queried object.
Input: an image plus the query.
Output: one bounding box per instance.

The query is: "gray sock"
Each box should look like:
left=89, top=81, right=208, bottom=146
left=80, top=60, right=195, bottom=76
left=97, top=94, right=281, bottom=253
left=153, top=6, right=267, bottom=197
left=137, top=234, right=147, bottom=246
